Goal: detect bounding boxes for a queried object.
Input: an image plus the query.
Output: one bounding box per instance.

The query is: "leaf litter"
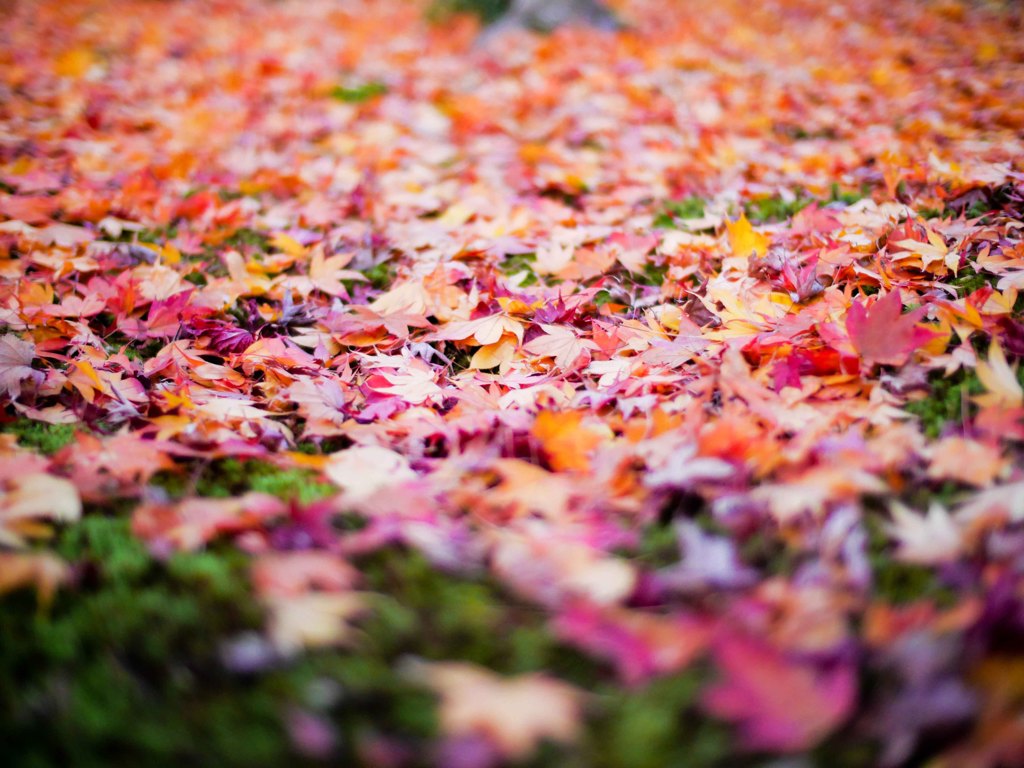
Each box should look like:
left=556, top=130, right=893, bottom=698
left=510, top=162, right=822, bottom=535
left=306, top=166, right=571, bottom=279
left=2, top=0, right=1024, bottom=765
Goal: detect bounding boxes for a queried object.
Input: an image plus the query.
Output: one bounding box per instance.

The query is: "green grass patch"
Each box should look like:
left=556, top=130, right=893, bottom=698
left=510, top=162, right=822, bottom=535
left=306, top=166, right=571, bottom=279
left=949, top=267, right=998, bottom=297
left=653, top=196, right=705, bottom=228
left=427, top=0, right=510, bottom=23
left=0, top=418, right=76, bottom=454
left=744, top=193, right=814, bottom=223
left=903, top=368, right=985, bottom=439
left=864, top=514, right=958, bottom=608
left=329, top=83, right=388, bottom=104
left=499, top=252, right=540, bottom=286
left=0, top=514, right=298, bottom=768
left=151, top=459, right=334, bottom=504
left=361, top=261, right=395, bottom=290
left=580, top=669, right=728, bottom=768
left=222, top=227, right=271, bottom=253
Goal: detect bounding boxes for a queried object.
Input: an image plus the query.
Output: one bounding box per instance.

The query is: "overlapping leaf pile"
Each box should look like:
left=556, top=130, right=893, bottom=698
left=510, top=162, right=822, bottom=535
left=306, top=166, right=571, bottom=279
left=2, top=0, right=1024, bottom=765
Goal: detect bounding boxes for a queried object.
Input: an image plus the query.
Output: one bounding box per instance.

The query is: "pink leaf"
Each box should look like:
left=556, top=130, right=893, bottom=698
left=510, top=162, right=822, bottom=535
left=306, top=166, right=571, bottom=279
left=702, top=636, right=855, bottom=751
left=846, top=289, right=936, bottom=367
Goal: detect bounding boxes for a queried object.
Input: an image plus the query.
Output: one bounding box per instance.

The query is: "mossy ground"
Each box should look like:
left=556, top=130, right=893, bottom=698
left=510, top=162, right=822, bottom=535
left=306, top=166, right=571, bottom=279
left=0, top=424, right=932, bottom=768
left=0, top=506, right=732, bottom=768
left=0, top=190, right=1012, bottom=767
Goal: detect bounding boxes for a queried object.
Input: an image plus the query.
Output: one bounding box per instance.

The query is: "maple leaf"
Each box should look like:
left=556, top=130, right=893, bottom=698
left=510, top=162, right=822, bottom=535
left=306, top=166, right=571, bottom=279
left=0, top=335, right=43, bottom=399
left=927, top=437, right=1005, bottom=487
left=363, top=363, right=443, bottom=405
left=531, top=410, right=606, bottom=472
left=59, top=432, right=175, bottom=500
left=0, top=551, right=68, bottom=606
left=893, top=231, right=961, bottom=273
left=478, top=459, right=574, bottom=520
left=886, top=502, right=963, bottom=565
left=469, top=333, right=518, bottom=371
left=846, top=289, right=936, bottom=367
left=131, top=493, right=286, bottom=552
left=288, top=378, right=350, bottom=437
left=285, top=248, right=367, bottom=298
left=251, top=552, right=360, bottom=598
left=323, top=445, right=416, bottom=503
left=523, top=324, right=598, bottom=370
left=403, top=660, right=583, bottom=760
left=490, top=529, right=636, bottom=607
left=368, top=280, right=432, bottom=316
left=554, top=604, right=711, bottom=686
left=726, top=213, right=769, bottom=258
left=974, top=340, right=1023, bottom=410
left=265, top=593, right=366, bottom=655
left=144, top=290, right=194, bottom=339
left=954, top=481, right=1024, bottom=533
left=658, top=521, right=757, bottom=592
left=703, top=636, right=855, bottom=751
left=428, top=313, right=526, bottom=346
left=0, top=473, right=82, bottom=548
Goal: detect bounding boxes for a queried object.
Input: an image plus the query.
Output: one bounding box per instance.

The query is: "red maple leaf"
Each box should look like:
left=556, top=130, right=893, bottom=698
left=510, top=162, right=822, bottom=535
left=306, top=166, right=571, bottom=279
left=845, top=289, right=936, bottom=367
left=702, top=636, right=855, bottom=752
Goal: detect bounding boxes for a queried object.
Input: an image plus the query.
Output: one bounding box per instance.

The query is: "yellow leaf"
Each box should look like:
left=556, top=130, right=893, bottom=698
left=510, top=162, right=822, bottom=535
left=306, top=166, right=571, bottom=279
left=54, top=47, right=95, bottom=78
left=470, top=334, right=518, bottom=371
left=975, top=340, right=1024, bottom=410
left=1, top=473, right=82, bottom=548
left=0, top=551, right=68, bottom=606
left=726, top=214, right=769, bottom=258
left=531, top=410, right=605, bottom=472
left=269, top=233, right=307, bottom=259
left=161, top=243, right=182, bottom=265
left=436, top=202, right=474, bottom=227
left=977, top=41, right=999, bottom=64
left=265, top=593, right=366, bottom=655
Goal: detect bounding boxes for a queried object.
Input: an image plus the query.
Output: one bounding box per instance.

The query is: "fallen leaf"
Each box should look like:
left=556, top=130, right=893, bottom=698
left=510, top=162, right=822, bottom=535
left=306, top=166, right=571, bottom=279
left=403, top=660, right=583, bottom=760
left=974, top=340, right=1023, bottom=410
left=703, top=636, right=855, bottom=751
left=846, top=289, right=936, bottom=367
left=726, top=214, right=769, bottom=258
left=324, top=445, right=416, bottom=503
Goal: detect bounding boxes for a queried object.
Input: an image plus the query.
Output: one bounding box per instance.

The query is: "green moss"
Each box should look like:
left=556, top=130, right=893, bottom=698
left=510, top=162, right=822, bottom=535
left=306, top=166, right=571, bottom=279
left=361, top=261, right=395, bottom=290
left=740, top=185, right=867, bottom=224
left=626, top=523, right=680, bottom=568
left=107, top=226, right=177, bottom=245
left=0, top=418, right=76, bottom=454
left=357, top=549, right=592, bottom=674
left=633, top=262, right=668, bottom=287
left=903, top=369, right=984, bottom=439
left=117, top=338, right=166, bottom=362
left=222, top=227, right=270, bottom=253
left=865, top=514, right=957, bottom=608
left=653, top=196, right=705, bottom=228
left=500, top=252, right=540, bottom=286
left=745, top=193, right=814, bottom=223
left=828, top=182, right=867, bottom=206
left=427, top=0, right=510, bottom=23
left=152, top=459, right=334, bottom=504
left=739, top=529, right=800, bottom=577
left=949, top=267, right=997, bottom=297
left=329, top=83, right=388, bottom=104
left=583, top=669, right=729, bottom=768
left=245, top=465, right=334, bottom=504
left=217, top=189, right=246, bottom=202
left=0, top=515, right=297, bottom=768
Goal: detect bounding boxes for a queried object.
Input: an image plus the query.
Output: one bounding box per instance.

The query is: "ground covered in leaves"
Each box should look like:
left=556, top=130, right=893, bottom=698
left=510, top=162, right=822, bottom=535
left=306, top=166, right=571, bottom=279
left=2, top=0, right=1024, bottom=766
